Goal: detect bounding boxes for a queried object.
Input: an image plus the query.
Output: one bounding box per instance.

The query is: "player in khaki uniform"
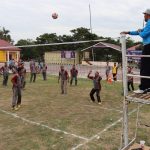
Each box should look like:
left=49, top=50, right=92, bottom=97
left=11, top=68, right=22, bottom=110
left=30, top=61, right=37, bottom=83
left=58, top=66, right=69, bottom=94
left=87, top=70, right=102, bottom=104
left=70, top=65, right=78, bottom=86
left=19, top=62, right=27, bottom=89
left=41, top=63, right=47, bottom=80
left=0, top=62, right=9, bottom=86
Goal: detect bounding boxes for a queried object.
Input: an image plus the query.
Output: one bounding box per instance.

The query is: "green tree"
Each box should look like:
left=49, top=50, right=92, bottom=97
left=126, top=37, right=135, bottom=48
left=16, top=39, right=39, bottom=60
left=36, top=33, right=61, bottom=56
left=36, top=33, right=59, bottom=44
left=0, top=27, right=13, bottom=43
left=15, top=27, right=141, bottom=62
left=57, top=35, right=74, bottom=51
left=70, top=27, right=100, bottom=53
left=70, top=27, right=98, bottom=41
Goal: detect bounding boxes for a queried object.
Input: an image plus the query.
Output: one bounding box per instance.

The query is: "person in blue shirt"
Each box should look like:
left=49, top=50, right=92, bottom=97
left=121, top=9, right=150, bottom=94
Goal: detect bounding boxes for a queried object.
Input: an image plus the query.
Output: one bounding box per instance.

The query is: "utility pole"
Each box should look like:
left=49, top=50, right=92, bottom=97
left=89, top=4, right=92, bottom=33
left=89, top=4, right=94, bottom=62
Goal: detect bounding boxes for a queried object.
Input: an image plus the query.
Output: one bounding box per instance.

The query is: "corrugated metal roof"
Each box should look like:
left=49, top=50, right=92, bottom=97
left=81, top=42, right=121, bottom=52
left=0, top=39, right=21, bottom=51
left=127, top=44, right=141, bottom=51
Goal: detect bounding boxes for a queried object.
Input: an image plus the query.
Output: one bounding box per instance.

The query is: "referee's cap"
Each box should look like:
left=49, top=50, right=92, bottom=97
left=143, top=9, right=150, bottom=15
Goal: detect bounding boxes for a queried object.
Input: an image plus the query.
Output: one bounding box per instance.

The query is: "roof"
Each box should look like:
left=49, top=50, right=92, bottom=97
left=81, top=42, right=121, bottom=52
left=0, top=39, right=21, bottom=51
left=127, top=44, right=141, bottom=51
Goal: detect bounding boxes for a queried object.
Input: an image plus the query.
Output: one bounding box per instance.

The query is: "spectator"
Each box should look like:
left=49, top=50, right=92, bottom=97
left=112, top=62, right=118, bottom=81
left=127, top=67, right=134, bottom=92
left=105, top=62, right=111, bottom=81
left=0, top=62, right=9, bottom=86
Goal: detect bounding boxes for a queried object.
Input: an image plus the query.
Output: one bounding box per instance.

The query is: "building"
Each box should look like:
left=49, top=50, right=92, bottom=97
left=0, top=39, right=21, bottom=63
left=44, top=42, right=121, bottom=65
left=127, top=44, right=141, bottom=51
left=81, top=42, right=121, bottom=62
left=44, top=51, right=80, bottom=65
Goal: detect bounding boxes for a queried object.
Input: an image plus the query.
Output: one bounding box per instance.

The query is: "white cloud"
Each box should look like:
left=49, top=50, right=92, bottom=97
left=0, top=0, right=149, bottom=43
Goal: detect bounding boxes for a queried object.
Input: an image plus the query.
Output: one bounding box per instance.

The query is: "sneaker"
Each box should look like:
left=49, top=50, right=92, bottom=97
left=143, top=88, right=150, bottom=94
left=12, top=107, right=15, bottom=110
left=90, top=100, right=95, bottom=103
left=14, top=107, right=19, bottom=111
left=98, top=102, right=102, bottom=105
left=133, top=89, right=144, bottom=94
left=17, top=104, right=21, bottom=108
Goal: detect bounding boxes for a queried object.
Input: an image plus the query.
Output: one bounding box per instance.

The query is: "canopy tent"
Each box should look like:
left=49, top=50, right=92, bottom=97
left=81, top=42, right=121, bottom=61
left=81, top=42, right=121, bottom=52
left=127, top=44, right=141, bottom=51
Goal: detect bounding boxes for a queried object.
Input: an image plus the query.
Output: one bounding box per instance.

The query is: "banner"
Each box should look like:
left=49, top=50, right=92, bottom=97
left=61, top=51, right=66, bottom=58
left=127, top=50, right=142, bottom=60
left=61, top=51, right=75, bottom=59
left=84, top=52, right=90, bottom=59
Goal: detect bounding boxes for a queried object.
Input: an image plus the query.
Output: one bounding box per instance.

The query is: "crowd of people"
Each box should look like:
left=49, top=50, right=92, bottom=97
left=0, top=59, right=48, bottom=110
left=2, top=57, right=149, bottom=111
left=0, top=58, right=104, bottom=110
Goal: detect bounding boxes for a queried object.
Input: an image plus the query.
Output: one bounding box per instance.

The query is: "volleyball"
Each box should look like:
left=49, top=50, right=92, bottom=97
left=52, top=13, right=58, bottom=19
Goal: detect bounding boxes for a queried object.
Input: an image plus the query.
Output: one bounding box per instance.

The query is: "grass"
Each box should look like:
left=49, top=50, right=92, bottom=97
left=0, top=74, right=149, bottom=150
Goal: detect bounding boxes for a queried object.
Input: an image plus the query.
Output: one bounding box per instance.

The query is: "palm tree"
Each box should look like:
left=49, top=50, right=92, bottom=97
left=0, top=27, right=12, bottom=42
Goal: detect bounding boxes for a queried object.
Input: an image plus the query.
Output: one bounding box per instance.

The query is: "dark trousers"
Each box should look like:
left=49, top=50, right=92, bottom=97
left=30, top=73, right=36, bottom=82
left=139, top=44, right=150, bottom=90
left=42, top=72, right=47, bottom=80
left=90, top=88, right=101, bottom=102
left=21, top=77, right=26, bottom=89
left=3, top=75, right=8, bottom=86
left=70, top=76, right=77, bottom=85
left=113, top=73, right=117, bottom=81
left=128, top=81, right=134, bottom=91
left=12, top=87, right=22, bottom=107
left=22, top=81, right=26, bottom=89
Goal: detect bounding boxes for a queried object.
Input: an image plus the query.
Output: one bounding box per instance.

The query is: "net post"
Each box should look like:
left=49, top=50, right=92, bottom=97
left=120, top=34, right=128, bottom=147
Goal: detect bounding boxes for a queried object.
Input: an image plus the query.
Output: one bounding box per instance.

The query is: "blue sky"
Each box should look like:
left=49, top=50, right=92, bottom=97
left=0, top=0, right=149, bottom=43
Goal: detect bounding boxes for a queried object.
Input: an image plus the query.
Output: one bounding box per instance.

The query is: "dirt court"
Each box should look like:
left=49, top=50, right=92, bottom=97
left=0, top=74, right=149, bottom=150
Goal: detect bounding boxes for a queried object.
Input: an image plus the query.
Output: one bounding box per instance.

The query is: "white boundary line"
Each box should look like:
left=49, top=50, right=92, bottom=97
left=71, top=106, right=143, bottom=150
left=0, top=108, right=88, bottom=141
left=0, top=105, right=143, bottom=150
left=83, top=105, right=123, bottom=113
